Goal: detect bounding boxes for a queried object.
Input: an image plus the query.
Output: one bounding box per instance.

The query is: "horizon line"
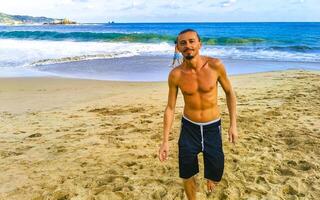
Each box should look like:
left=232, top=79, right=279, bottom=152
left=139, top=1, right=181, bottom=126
left=89, top=21, right=320, bottom=23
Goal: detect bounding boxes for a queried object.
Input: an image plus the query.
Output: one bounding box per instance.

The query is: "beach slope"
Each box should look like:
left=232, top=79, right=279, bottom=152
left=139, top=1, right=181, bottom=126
left=0, top=70, right=319, bottom=199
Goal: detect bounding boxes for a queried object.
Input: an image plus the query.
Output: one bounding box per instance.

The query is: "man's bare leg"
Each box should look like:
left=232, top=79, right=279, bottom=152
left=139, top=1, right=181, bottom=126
left=207, top=179, right=218, bottom=193
left=183, top=176, right=197, bottom=200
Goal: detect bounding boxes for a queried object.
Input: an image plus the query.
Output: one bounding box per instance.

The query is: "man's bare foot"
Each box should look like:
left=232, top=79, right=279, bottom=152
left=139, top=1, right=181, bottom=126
left=207, top=179, right=218, bottom=193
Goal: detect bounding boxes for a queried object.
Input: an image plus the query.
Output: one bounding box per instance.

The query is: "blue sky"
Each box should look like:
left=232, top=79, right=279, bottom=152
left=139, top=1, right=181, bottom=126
left=1, top=0, right=319, bottom=23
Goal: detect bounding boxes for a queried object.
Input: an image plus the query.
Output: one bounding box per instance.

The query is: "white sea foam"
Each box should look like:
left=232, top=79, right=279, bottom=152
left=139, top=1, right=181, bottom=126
left=0, top=39, right=319, bottom=78
left=0, top=39, right=172, bottom=68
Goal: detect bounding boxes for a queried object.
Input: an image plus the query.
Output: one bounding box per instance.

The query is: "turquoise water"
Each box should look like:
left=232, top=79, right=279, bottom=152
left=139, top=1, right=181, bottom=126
left=0, top=22, right=319, bottom=80
left=1, top=22, right=320, bottom=49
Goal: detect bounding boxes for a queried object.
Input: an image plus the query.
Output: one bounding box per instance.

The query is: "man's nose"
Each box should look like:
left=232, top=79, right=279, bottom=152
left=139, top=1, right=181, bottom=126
left=185, top=42, right=192, bottom=49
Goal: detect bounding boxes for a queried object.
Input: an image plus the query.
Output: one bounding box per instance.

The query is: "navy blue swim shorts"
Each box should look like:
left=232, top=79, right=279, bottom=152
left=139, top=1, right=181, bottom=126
left=178, top=115, right=224, bottom=182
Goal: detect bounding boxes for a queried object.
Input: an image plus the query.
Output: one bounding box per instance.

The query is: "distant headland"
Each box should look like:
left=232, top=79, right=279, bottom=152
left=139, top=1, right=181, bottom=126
left=44, top=18, right=77, bottom=25
left=0, top=12, right=77, bottom=25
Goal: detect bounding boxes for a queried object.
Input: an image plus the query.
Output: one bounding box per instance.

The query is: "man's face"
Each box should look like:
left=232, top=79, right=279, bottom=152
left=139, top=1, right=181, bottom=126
left=177, top=31, right=202, bottom=60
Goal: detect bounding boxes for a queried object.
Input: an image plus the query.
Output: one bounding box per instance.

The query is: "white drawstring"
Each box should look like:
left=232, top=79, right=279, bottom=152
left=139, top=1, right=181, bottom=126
left=182, top=115, right=221, bottom=152
left=200, top=125, right=204, bottom=151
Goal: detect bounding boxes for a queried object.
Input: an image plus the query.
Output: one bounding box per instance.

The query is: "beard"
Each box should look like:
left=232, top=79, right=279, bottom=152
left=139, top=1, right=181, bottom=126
left=185, top=55, right=194, bottom=60
left=183, top=49, right=195, bottom=60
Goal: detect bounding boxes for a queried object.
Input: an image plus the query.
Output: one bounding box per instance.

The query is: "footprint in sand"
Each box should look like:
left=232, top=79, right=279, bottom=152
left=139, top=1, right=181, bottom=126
left=119, top=123, right=136, bottom=129
left=106, top=169, right=118, bottom=175
left=89, top=106, right=145, bottom=115
left=140, top=119, right=153, bottom=124
left=99, top=122, right=113, bottom=127
left=49, top=145, right=67, bottom=154
left=0, top=151, right=23, bottom=158
left=150, top=186, right=168, bottom=200
left=137, top=154, right=148, bottom=159
left=275, top=167, right=295, bottom=176
left=222, top=186, right=242, bottom=200
left=244, top=174, right=255, bottom=182
left=130, top=128, right=152, bottom=135
left=27, top=133, right=42, bottom=138
left=96, top=177, right=116, bottom=186
left=141, top=114, right=151, bottom=118
left=56, top=128, right=70, bottom=132
left=286, top=160, right=297, bottom=167
left=75, top=128, right=87, bottom=133
left=125, top=144, right=138, bottom=149
left=150, top=133, right=160, bottom=140
left=28, top=112, right=38, bottom=116
left=128, top=107, right=145, bottom=113
left=68, top=114, right=81, bottom=118
left=104, top=176, right=132, bottom=196
left=88, top=107, right=120, bottom=115
left=51, top=189, right=71, bottom=200
left=112, top=185, right=134, bottom=193
left=255, top=176, right=271, bottom=191
left=96, top=175, right=129, bottom=188
left=266, top=175, right=283, bottom=184
left=282, top=184, right=299, bottom=196
left=283, top=137, right=300, bottom=147
left=297, top=160, right=314, bottom=171
left=15, top=145, right=33, bottom=152
left=123, top=161, right=138, bottom=168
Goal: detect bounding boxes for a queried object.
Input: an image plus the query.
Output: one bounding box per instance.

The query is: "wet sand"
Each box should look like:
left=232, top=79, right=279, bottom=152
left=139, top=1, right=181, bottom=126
left=0, top=70, right=319, bottom=199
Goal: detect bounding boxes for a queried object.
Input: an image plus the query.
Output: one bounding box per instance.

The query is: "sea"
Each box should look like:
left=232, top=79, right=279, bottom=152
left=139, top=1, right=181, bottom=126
left=0, top=22, right=319, bottom=81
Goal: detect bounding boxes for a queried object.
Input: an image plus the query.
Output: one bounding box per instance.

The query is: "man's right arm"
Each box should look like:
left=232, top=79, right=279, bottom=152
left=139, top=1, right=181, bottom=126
left=159, top=69, right=179, bottom=162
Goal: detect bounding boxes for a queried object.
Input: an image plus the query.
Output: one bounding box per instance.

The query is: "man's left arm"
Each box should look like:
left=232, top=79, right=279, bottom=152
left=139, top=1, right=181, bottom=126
left=215, top=59, right=238, bottom=144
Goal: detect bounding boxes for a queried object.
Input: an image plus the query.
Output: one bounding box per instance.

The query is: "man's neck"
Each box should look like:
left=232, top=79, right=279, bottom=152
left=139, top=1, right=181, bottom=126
left=184, top=55, right=203, bottom=70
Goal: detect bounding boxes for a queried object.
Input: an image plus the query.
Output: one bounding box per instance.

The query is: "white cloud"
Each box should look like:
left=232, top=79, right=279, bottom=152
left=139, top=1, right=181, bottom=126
left=291, top=0, right=306, bottom=4
left=72, top=0, right=90, bottom=2
left=159, top=2, right=181, bottom=9
left=0, top=0, right=319, bottom=22
left=221, top=0, right=237, bottom=7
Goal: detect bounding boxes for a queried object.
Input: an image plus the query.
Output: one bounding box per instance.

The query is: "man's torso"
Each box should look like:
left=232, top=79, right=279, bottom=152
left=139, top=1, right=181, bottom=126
left=175, top=56, right=220, bottom=122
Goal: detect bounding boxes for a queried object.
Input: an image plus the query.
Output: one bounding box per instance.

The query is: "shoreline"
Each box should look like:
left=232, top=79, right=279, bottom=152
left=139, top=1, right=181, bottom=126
left=1, top=55, right=320, bottom=81
left=1, top=68, right=320, bottom=81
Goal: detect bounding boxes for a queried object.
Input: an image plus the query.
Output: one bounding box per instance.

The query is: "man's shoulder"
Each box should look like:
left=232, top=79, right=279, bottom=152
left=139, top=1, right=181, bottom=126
left=168, top=65, right=182, bottom=83
left=204, top=56, right=229, bottom=79
left=205, top=56, right=223, bottom=68
left=169, top=64, right=183, bottom=77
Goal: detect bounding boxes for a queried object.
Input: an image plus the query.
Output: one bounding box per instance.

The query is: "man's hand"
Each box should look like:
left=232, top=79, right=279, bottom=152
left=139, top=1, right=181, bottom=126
left=228, top=126, right=238, bottom=144
left=158, top=142, right=169, bottom=162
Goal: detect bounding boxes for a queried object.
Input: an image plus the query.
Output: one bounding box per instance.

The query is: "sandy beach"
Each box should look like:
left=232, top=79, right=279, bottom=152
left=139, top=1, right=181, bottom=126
left=0, top=69, right=319, bottom=199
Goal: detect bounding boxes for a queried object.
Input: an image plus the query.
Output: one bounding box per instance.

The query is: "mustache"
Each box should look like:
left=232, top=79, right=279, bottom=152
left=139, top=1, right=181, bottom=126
left=183, top=48, right=194, bottom=52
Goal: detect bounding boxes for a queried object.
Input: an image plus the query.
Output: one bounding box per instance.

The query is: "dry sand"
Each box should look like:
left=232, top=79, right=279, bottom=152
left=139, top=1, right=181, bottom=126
left=0, top=70, right=319, bottom=200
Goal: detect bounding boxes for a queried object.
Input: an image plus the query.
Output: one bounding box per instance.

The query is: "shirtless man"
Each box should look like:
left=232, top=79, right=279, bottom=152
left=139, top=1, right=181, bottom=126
left=158, top=29, right=238, bottom=199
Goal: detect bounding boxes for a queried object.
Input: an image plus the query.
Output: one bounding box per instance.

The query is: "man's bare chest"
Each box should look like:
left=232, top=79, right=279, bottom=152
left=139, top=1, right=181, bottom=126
left=179, top=70, right=218, bottom=95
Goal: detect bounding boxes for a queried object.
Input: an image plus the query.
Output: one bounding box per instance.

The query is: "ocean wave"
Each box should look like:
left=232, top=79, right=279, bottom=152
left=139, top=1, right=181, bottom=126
left=0, top=30, right=270, bottom=45
left=0, top=31, right=174, bottom=43
left=202, top=46, right=320, bottom=63
left=269, top=45, right=319, bottom=52
left=1, top=38, right=320, bottom=72
left=202, top=37, right=266, bottom=45
left=2, top=30, right=319, bottom=51
left=29, top=52, right=134, bottom=66
left=0, top=39, right=172, bottom=68
left=28, top=46, right=320, bottom=66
